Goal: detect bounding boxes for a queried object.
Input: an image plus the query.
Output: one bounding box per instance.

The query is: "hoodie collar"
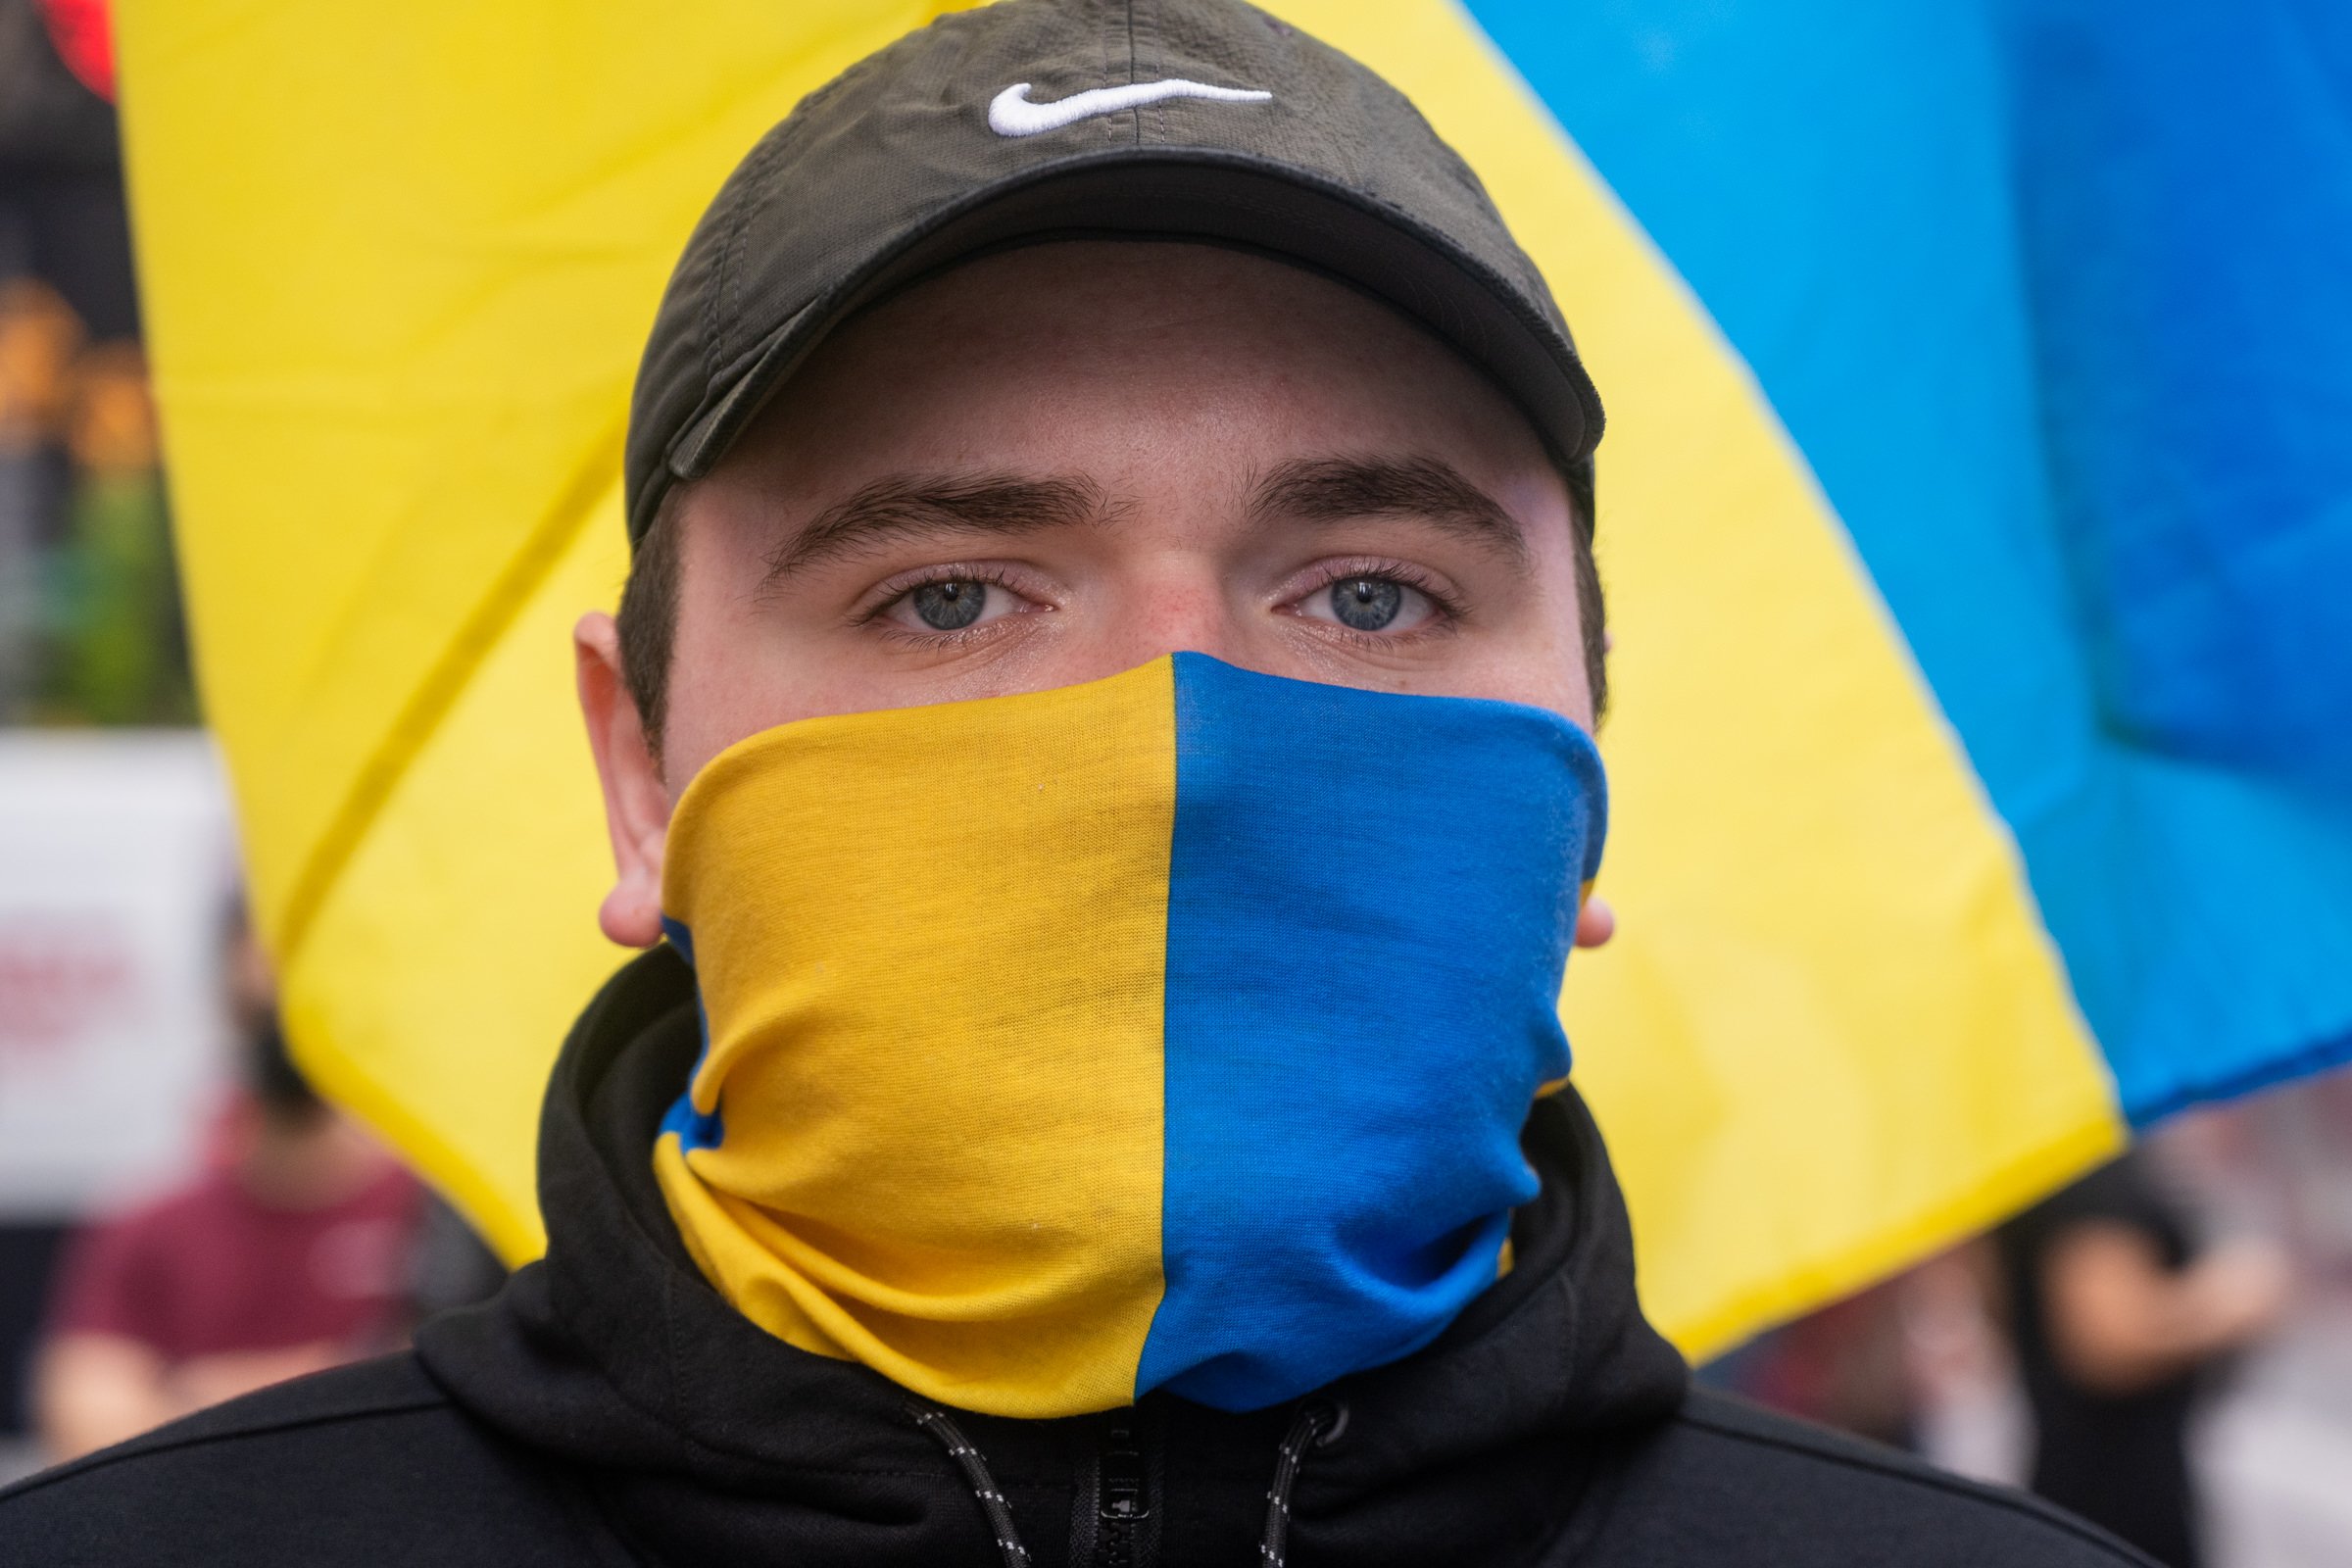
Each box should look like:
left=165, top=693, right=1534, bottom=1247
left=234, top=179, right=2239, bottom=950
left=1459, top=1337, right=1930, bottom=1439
left=419, top=947, right=1688, bottom=1550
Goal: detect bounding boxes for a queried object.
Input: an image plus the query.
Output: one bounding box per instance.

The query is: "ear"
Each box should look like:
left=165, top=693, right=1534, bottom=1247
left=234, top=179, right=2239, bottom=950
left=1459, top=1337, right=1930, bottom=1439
left=1573, top=891, right=1615, bottom=951
left=575, top=612, right=670, bottom=948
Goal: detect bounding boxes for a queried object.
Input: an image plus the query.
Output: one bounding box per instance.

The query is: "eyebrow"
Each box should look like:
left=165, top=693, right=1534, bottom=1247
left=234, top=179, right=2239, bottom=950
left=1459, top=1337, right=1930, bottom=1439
left=1247, top=456, right=1530, bottom=566
left=758, top=471, right=1117, bottom=587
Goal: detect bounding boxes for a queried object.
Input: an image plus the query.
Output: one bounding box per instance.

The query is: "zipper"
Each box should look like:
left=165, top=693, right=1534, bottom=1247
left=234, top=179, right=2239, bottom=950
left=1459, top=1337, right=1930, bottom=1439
left=1088, top=1416, right=1154, bottom=1568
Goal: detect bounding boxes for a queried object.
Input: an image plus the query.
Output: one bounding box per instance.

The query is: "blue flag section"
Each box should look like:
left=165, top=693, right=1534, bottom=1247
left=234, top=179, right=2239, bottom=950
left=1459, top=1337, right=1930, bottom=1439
left=1473, top=0, right=2352, bottom=1121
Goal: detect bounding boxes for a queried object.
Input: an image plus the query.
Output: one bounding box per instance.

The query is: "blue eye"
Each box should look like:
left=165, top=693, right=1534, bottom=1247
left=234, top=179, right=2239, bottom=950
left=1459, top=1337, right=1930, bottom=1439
left=1329, top=577, right=1404, bottom=631
left=911, top=580, right=987, bottom=630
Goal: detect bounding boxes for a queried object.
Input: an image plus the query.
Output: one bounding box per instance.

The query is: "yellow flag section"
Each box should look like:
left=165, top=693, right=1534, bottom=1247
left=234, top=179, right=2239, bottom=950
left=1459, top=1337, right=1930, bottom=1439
left=113, top=2, right=982, bottom=1259
left=117, top=0, right=2121, bottom=1350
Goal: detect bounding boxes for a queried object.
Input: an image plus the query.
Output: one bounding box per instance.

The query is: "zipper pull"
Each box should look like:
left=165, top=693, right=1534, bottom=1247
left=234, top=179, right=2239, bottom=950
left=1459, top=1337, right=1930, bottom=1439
left=1088, top=1416, right=1154, bottom=1568
left=1099, top=1420, right=1149, bottom=1525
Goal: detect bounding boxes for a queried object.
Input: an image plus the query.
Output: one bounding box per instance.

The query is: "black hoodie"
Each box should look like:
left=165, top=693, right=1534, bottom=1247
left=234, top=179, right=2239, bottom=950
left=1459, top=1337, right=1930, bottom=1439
left=0, top=949, right=2151, bottom=1566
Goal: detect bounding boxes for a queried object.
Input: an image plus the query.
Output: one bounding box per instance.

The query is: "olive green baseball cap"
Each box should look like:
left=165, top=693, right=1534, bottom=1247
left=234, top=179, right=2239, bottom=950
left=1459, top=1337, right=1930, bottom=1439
left=625, top=0, right=1602, bottom=545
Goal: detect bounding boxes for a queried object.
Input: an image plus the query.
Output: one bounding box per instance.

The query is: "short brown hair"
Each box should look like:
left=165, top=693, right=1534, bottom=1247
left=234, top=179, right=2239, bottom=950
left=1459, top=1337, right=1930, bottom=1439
left=616, top=465, right=1607, bottom=760
left=614, top=485, right=687, bottom=755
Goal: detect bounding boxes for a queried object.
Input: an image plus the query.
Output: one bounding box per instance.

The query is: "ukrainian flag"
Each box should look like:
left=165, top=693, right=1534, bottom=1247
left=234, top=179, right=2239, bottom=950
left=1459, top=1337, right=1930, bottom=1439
left=117, top=0, right=2352, bottom=1357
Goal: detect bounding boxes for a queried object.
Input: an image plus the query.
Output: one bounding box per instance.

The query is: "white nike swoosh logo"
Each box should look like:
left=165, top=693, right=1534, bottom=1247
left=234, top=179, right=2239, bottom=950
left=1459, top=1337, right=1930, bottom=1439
left=988, top=78, right=1273, bottom=138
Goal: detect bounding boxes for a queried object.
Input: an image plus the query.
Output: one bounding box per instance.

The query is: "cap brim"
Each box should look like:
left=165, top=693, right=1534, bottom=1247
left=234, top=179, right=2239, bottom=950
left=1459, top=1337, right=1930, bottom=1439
left=659, top=151, right=1599, bottom=521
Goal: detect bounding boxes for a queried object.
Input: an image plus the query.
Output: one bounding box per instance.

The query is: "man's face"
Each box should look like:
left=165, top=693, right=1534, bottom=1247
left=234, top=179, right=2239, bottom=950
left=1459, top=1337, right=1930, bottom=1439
left=578, top=242, right=1601, bottom=947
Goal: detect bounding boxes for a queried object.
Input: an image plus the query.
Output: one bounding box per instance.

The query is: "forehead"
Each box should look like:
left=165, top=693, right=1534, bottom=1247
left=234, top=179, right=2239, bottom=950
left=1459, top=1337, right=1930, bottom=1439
left=699, top=240, right=1560, bottom=506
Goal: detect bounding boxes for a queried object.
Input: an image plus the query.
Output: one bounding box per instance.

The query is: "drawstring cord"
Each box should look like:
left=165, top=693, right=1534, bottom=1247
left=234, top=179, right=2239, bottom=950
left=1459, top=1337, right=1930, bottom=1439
left=909, top=1396, right=1348, bottom=1568
left=1257, top=1400, right=1343, bottom=1568
left=910, top=1402, right=1034, bottom=1568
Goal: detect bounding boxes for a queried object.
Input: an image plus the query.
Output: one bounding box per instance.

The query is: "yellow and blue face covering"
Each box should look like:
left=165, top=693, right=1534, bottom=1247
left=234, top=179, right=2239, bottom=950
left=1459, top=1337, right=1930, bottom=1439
left=653, top=653, right=1605, bottom=1419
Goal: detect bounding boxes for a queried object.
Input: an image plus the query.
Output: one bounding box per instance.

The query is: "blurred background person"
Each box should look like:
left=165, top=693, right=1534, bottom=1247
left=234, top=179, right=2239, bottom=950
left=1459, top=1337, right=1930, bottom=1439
left=29, top=913, right=421, bottom=1462
left=1708, top=1075, right=2345, bottom=1568
left=1997, top=1152, right=2293, bottom=1568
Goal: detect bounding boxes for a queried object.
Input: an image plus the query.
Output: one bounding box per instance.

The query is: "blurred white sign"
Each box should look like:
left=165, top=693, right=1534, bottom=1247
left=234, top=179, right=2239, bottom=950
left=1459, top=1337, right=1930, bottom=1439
left=0, top=731, right=235, bottom=1218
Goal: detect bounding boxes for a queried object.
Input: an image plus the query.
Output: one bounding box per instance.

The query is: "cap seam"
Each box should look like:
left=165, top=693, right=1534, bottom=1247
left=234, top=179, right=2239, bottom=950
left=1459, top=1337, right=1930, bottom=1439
left=1142, top=0, right=1165, bottom=145
left=701, top=135, right=776, bottom=410
left=1099, top=0, right=1120, bottom=145
left=658, top=69, right=853, bottom=525
left=702, top=58, right=884, bottom=413
left=1128, top=0, right=1145, bottom=146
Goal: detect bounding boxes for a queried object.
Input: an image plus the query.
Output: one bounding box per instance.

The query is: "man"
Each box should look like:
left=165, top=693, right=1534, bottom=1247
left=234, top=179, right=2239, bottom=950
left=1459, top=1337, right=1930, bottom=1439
left=0, top=2, right=2155, bottom=1561
left=33, top=914, right=420, bottom=1461
left=1999, top=1151, right=2290, bottom=1566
